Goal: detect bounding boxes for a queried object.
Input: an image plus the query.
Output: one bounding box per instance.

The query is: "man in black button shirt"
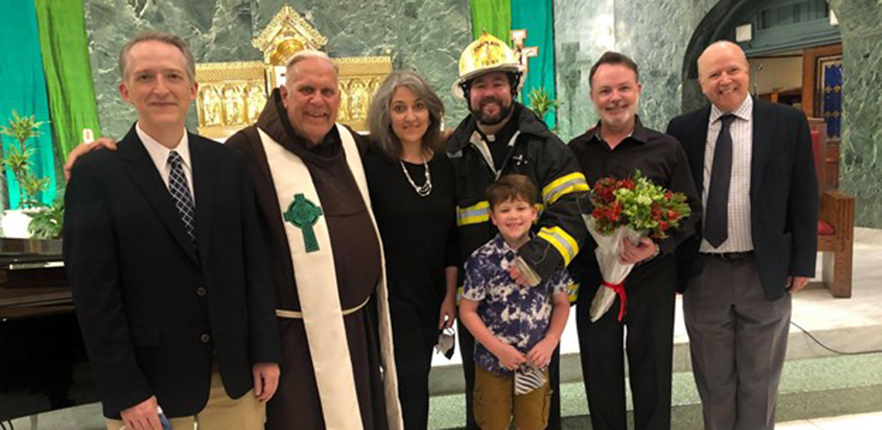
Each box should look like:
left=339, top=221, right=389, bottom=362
left=568, top=51, right=700, bottom=430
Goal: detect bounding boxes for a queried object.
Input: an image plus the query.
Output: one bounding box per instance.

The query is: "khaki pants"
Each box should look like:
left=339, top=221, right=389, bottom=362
left=106, top=367, right=265, bottom=430
left=474, top=366, right=551, bottom=430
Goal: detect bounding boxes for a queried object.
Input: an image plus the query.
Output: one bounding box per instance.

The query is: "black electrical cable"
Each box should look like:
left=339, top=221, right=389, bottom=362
left=791, top=320, right=882, bottom=356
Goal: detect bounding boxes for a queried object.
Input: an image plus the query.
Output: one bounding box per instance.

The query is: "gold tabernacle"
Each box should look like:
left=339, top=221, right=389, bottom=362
left=195, top=4, right=391, bottom=139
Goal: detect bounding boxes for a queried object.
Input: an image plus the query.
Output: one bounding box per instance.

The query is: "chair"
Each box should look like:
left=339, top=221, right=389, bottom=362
left=809, top=118, right=854, bottom=298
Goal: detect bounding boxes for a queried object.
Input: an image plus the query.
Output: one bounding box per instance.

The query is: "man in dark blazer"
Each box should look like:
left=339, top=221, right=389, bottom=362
left=666, top=41, right=818, bottom=430
left=64, top=32, right=281, bottom=430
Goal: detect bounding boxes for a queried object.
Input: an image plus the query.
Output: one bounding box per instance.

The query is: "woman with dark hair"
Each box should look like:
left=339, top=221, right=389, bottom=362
left=363, top=70, right=458, bottom=429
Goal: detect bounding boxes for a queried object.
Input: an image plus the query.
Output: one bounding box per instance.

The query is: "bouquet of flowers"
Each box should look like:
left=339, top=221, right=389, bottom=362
left=581, top=171, right=691, bottom=322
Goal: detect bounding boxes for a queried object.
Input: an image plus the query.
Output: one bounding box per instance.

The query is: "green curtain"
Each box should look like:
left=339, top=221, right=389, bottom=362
left=470, top=0, right=511, bottom=42
left=512, top=0, right=557, bottom=128
left=35, top=0, right=102, bottom=163
left=0, top=0, right=57, bottom=209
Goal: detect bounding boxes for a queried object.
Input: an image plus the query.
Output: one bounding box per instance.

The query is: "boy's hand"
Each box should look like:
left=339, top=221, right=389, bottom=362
left=526, top=338, right=557, bottom=368
left=494, top=344, right=526, bottom=371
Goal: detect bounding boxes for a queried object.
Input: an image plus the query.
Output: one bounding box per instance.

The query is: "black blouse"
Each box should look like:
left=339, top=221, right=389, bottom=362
left=363, top=148, right=458, bottom=312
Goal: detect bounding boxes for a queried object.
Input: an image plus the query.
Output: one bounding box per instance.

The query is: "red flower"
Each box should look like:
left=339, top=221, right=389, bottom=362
left=608, top=202, right=622, bottom=222
left=587, top=171, right=691, bottom=237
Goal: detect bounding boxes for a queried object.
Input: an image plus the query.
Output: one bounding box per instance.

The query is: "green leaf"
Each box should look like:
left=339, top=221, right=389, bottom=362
left=27, top=198, right=64, bottom=239
left=1, top=110, right=49, bottom=208
left=527, top=87, right=561, bottom=125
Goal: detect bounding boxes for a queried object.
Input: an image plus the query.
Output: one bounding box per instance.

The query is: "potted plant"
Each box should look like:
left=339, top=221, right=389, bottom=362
left=0, top=110, right=52, bottom=238
left=527, top=87, right=561, bottom=132
left=28, top=198, right=64, bottom=239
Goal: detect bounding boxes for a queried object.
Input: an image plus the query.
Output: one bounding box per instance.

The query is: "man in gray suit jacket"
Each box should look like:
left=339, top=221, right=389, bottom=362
left=666, top=41, right=818, bottom=430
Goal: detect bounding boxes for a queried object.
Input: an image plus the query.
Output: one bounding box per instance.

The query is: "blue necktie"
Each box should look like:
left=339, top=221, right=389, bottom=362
left=167, top=151, right=198, bottom=248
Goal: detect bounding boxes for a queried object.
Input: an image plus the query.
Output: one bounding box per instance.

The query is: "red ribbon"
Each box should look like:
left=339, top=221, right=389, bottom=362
left=602, top=281, right=627, bottom=322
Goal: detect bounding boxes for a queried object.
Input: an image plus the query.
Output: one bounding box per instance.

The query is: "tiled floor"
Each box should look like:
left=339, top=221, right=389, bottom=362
left=432, top=228, right=882, bottom=372
left=8, top=228, right=882, bottom=430
left=778, top=411, right=882, bottom=429
left=426, top=227, right=882, bottom=429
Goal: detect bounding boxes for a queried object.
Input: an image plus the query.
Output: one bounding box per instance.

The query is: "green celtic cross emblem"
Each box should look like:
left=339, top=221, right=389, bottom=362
left=284, top=194, right=323, bottom=253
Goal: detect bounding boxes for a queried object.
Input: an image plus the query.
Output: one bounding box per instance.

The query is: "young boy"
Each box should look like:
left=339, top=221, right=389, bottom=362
left=459, top=174, right=572, bottom=430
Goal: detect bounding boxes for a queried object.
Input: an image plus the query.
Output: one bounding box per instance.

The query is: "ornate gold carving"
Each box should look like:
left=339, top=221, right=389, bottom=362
left=196, top=61, right=269, bottom=138
left=252, top=4, right=328, bottom=65
left=195, top=5, right=390, bottom=139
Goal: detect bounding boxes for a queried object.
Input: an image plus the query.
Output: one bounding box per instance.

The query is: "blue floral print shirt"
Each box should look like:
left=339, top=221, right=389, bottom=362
left=462, top=234, right=572, bottom=375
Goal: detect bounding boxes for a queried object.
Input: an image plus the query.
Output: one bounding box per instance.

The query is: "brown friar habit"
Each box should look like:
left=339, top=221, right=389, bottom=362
left=226, top=89, right=395, bottom=430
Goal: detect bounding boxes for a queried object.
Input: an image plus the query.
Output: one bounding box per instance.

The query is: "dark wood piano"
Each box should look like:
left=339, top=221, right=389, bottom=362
left=0, top=238, right=99, bottom=421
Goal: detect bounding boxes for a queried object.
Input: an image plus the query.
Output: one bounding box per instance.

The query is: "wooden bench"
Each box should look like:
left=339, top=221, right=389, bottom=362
left=810, top=118, right=854, bottom=298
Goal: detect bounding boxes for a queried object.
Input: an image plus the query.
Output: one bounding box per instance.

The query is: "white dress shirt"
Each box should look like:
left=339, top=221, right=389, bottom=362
left=700, top=96, right=753, bottom=253
left=136, top=123, right=196, bottom=203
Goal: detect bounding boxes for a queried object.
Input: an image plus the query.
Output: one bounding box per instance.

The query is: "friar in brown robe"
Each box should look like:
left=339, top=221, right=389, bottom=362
left=225, top=51, right=402, bottom=430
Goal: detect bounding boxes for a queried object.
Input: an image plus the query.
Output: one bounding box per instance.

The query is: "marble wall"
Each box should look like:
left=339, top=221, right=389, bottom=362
left=552, top=0, right=615, bottom=140
left=554, top=0, right=882, bottom=228
left=553, top=0, right=718, bottom=141
left=84, top=0, right=471, bottom=139
left=84, top=0, right=882, bottom=226
left=828, top=0, right=882, bottom=227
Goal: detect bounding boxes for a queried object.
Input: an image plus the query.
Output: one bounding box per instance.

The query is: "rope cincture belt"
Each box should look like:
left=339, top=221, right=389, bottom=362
left=275, top=296, right=371, bottom=319
left=602, top=281, right=627, bottom=322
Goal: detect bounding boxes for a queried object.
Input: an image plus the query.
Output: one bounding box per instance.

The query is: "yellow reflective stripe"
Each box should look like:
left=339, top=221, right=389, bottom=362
left=456, top=201, right=490, bottom=226
left=567, top=283, right=580, bottom=303
left=534, top=203, right=545, bottom=214
left=542, top=172, right=590, bottom=206
left=537, top=226, right=579, bottom=266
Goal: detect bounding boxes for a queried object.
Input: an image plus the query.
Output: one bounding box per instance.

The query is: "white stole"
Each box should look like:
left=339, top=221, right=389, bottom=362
left=258, top=124, right=402, bottom=430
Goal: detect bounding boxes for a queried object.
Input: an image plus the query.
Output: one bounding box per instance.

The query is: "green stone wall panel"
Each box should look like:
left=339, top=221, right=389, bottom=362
left=85, top=0, right=470, bottom=138
left=552, top=0, right=882, bottom=227
left=552, top=0, right=718, bottom=141
left=84, top=0, right=258, bottom=138
left=85, top=0, right=882, bottom=227
left=613, top=0, right=696, bottom=132
left=552, top=0, right=615, bottom=141
left=829, top=0, right=882, bottom=227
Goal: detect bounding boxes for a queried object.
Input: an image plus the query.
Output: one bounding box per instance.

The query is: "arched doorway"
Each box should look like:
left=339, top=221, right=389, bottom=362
left=680, top=0, right=842, bottom=188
